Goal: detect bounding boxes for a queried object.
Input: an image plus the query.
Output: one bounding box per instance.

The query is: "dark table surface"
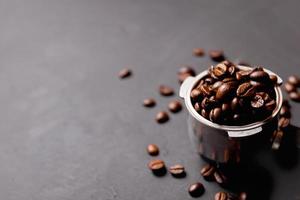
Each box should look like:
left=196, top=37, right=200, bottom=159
left=1, top=0, right=300, bottom=199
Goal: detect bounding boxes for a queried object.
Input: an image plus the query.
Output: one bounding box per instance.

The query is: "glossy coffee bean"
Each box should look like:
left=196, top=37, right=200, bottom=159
left=169, top=164, right=186, bottom=178
left=213, top=63, right=228, bottom=77
left=168, top=100, right=182, bottom=113
left=199, top=85, right=212, bottom=96
left=236, top=70, right=251, bottom=81
left=143, top=98, right=156, bottom=107
left=250, top=70, right=270, bottom=83
left=216, top=82, right=237, bottom=100
left=159, top=85, right=174, bottom=96
left=118, top=68, right=132, bottom=79
left=200, top=164, right=215, bottom=181
left=214, top=192, right=228, bottom=200
left=288, top=75, right=300, bottom=87
left=213, top=171, right=227, bottom=185
left=201, top=109, right=209, bottom=119
left=237, top=82, right=255, bottom=97
left=148, top=159, right=166, bottom=176
left=193, top=48, right=205, bottom=56
left=155, top=111, right=169, bottom=123
left=191, top=89, right=202, bottom=100
left=188, top=182, right=205, bottom=198
left=289, top=91, right=300, bottom=102
left=209, top=107, right=222, bottom=122
left=147, top=144, right=159, bottom=156
left=221, top=103, right=231, bottom=114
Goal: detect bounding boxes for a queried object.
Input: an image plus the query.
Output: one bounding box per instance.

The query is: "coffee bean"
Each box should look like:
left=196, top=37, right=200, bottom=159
left=278, top=117, right=290, bottom=129
left=250, top=80, right=265, bottom=88
left=237, top=82, right=255, bottom=97
left=288, top=75, right=300, bottom=87
left=201, top=109, right=209, bottom=119
left=143, top=98, right=156, bottom=107
left=270, top=75, right=278, bottom=85
left=194, top=102, right=201, bottom=112
left=221, top=103, right=231, bottom=113
left=284, top=82, right=296, bottom=93
left=168, top=100, right=182, bottom=113
left=213, top=171, right=227, bottom=185
left=200, top=164, right=215, bottom=181
left=147, top=144, right=159, bottom=156
left=223, top=77, right=236, bottom=83
left=148, top=159, right=166, bottom=176
left=193, top=48, right=205, bottom=56
left=251, top=94, right=264, bottom=108
left=280, top=106, right=291, bottom=118
left=201, top=97, right=211, bottom=110
left=155, top=111, right=169, bottom=123
left=199, top=85, right=212, bottom=96
left=212, top=81, right=223, bottom=92
left=118, top=68, right=132, bottom=79
left=188, top=182, right=205, bottom=198
left=169, top=164, right=186, bottom=178
left=216, top=82, right=237, bottom=100
left=250, top=70, right=270, bottom=83
left=209, top=107, right=222, bottom=123
left=209, top=50, right=225, bottom=62
left=191, top=89, right=202, bottom=100
left=213, top=63, right=228, bottom=77
left=231, top=97, right=241, bottom=111
left=289, top=91, right=300, bottom=102
left=178, top=66, right=196, bottom=83
left=228, top=65, right=237, bottom=76
left=159, top=85, right=174, bottom=96
left=214, top=192, right=228, bottom=200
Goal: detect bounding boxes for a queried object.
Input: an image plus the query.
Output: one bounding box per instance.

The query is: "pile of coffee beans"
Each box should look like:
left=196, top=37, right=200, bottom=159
left=191, top=61, right=278, bottom=125
left=284, top=75, right=300, bottom=102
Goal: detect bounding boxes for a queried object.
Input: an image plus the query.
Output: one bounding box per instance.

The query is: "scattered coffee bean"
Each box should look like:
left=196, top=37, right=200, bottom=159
left=118, top=68, right=132, bottom=79
left=236, top=70, right=251, bottom=81
left=169, top=164, right=186, bottom=178
left=214, top=192, right=228, bottom=200
left=159, top=85, right=174, bottom=96
left=143, top=98, right=156, bottom=107
left=178, top=66, right=196, bottom=83
left=148, top=159, right=166, bottom=176
left=168, top=100, right=182, bottom=113
left=213, top=170, right=227, bottom=185
left=147, top=144, right=159, bottom=156
left=209, top=50, right=225, bottom=62
left=193, top=48, right=205, bottom=57
left=278, top=117, right=290, bottom=129
left=155, top=111, right=169, bottom=123
left=284, top=82, right=296, bottom=93
left=209, top=107, right=222, bottom=123
left=289, top=91, right=300, bottom=102
left=188, top=182, right=205, bottom=198
left=287, top=75, right=300, bottom=87
left=200, top=164, right=215, bottom=181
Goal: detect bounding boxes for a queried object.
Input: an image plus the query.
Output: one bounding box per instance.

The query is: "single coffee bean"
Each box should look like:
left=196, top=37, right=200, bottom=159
left=284, top=82, right=296, bottom=93
left=214, top=192, right=228, bottom=200
left=169, top=164, right=186, bottom=178
left=231, top=97, right=241, bottom=111
left=147, top=144, right=159, bottom=156
left=193, top=48, right=205, bottom=56
left=221, top=103, right=231, bottom=113
left=216, top=82, right=237, bottom=100
left=289, top=91, right=300, bottom=102
left=270, top=75, right=278, bottom=85
left=201, top=109, right=209, bottom=119
left=188, top=182, right=205, bottom=198
left=148, top=159, right=166, bottom=176
left=143, top=98, right=156, bottom=107
left=178, top=66, right=196, bottom=83
left=209, top=50, right=225, bottom=62
left=191, top=89, right=202, bottom=100
left=237, top=82, right=255, bottom=97
left=199, top=85, right=212, bottom=96
left=194, top=102, right=201, bottom=112
left=236, top=70, right=251, bottom=81
left=213, top=171, right=227, bottom=185
left=118, top=68, right=132, bottom=79
left=155, top=111, right=169, bottom=123
left=250, top=80, right=265, bottom=88
left=213, top=63, right=228, bottom=77
left=280, top=105, right=291, bottom=118
left=251, top=94, right=264, bottom=108
left=200, top=164, right=215, bottom=181
left=168, top=100, right=182, bottom=113
left=159, top=85, right=174, bottom=96
left=287, top=75, right=300, bottom=87
left=278, top=117, right=290, bottom=129
left=250, top=70, right=270, bottom=83
left=209, top=107, right=222, bottom=123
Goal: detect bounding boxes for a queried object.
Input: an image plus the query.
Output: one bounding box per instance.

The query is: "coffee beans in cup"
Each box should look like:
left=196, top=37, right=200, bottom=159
left=190, top=61, right=278, bottom=125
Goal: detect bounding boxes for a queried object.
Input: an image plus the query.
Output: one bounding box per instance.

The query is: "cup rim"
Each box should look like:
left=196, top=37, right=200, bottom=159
left=184, top=65, right=283, bottom=131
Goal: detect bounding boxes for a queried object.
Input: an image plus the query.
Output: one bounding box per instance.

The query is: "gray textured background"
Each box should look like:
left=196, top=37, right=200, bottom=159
left=0, top=0, right=299, bottom=199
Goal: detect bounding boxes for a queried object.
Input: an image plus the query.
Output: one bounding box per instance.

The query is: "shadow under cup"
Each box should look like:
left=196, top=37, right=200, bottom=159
left=180, top=66, right=283, bottom=164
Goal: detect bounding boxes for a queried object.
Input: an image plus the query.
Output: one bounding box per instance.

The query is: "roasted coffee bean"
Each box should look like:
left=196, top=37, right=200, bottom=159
left=212, top=81, right=223, bottom=92
left=118, top=68, right=132, bottom=79
left=194, top=102, right=201, bottom=112
left=214, top=192, right=228, bottom=200
left=199, top=85, right=212, bottom=96
left=201, top=109, right=209, bottom=119
left=221, top=103, right=231, bottom=113
left=236, top=70, right=251, bottom=81
left=270, top=75, right=278, bottom=85
left=278, top=117, right=290, bottom=129
left=155, top=111, right=169, bottom=123
left=178, top=66, right=196, bottom=83
left=251, top=94, right=264, bottom=108
left=289, top=91, right=300, bottom=102
left=250, top=80, right=265, bottom=88
left=201, top=97, right=212, bottom=110
left=209, top=107, right=222, bottom=122
left=280, top=105, right=291, bottom=118
left=257, top=92, right=271, bottom=102
left=250, top=70, right=270, bottom=83
left=159, top=85, right=174, bottom=96
left=284, top=82, right=296, bottom=93
left=147, top=144, right=159, bottom=156
left=168, top=100, right=182, bottom=113
left=191, top=89, right=202, bottom=100
left=216, top=82, right=237, bottom=100
left=213, top=63, right=228, bottom=77
left=223, top=77, right=236, bottom=83
left=200, top=164, right=215, bottom=181
left=169, top=164, right=186, bottom=178
left=237, top=82, right=255, bottom=97
left=288, top=75, right=300, bottom=87
left=231, top=97, right=241, bottom=111
left=209, top=50, right=225, bottom=62
left=148, top=159, right=166, bottom=176
left=188, top=182, right=205, bottom=198
left=214, top=171, right=227, bottom=185
left=143, top=98, right=156, bottom=107
left=193, top=48, right=205, bottom=56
